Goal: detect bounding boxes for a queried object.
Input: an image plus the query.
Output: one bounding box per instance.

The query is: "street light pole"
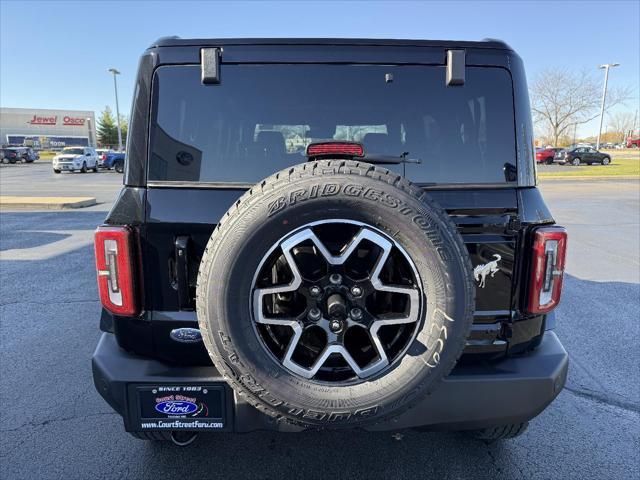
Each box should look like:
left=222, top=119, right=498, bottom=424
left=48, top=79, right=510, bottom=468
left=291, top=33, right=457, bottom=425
left=596, top=63, right=619, bottom=150
left=108, top=68, right=123, bottom=151
left=86, top=117, right=94, bottom=147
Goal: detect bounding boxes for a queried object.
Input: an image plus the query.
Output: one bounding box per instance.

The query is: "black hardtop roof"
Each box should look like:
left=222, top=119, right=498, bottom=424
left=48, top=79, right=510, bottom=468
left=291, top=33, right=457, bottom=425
left=150, top=36, right=513, bottom=51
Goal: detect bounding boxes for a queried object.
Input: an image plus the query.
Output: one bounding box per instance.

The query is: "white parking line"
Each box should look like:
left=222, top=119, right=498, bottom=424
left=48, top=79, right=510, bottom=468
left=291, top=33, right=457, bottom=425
left=0, top=230, right=94, bottom=261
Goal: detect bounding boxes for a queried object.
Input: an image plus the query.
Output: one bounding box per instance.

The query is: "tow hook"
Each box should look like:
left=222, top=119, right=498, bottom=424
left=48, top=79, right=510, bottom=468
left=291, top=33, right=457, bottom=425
left=170, top=431, right=198, bottom=447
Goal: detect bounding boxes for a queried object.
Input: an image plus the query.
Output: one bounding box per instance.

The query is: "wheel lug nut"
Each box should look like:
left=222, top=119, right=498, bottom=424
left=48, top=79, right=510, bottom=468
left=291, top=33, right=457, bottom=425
left=350, top=308, right=363, bottom=321
left=329, top=273, right=342, bottom=285
left=308, top=308, right=322, bottom=321
left=329, top=319, right=343, bottom=333
left=309, top=286, right=322, bottom=297
left=350, top=285, right=363, bottom=297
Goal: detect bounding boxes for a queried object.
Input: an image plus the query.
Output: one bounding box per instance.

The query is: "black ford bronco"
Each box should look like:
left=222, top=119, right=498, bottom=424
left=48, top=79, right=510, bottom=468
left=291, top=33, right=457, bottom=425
left=92, top=37, right=569, bottom=445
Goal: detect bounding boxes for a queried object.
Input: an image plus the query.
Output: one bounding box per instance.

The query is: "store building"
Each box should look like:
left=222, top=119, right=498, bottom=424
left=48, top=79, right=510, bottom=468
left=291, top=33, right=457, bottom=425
left=0, top=107, right=96, bottom=149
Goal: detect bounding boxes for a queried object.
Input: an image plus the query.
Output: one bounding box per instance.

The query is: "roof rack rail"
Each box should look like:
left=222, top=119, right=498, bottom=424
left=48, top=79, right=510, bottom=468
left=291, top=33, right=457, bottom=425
left=480, top=38, right=512, bottom=49
left=150, top=36, right=181, bottom=48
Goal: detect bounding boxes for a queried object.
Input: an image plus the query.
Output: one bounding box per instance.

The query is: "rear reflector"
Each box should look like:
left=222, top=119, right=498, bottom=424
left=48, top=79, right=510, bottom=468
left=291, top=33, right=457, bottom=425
left=528, top=226, right=567, bottom=314
left=306, top=142, right=364, bottom=158
left=94, top=226, right=139, bottom=316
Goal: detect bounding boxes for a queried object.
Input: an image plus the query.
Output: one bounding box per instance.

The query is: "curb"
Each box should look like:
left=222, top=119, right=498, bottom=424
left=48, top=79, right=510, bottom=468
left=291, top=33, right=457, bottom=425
left=539, top=175, right=639, bottom=181
left=0, top=196, right=97, bottom=210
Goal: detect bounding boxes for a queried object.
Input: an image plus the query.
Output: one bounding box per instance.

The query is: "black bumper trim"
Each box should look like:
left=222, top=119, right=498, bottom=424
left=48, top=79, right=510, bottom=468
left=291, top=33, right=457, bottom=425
left=92, top=331, right=568, bottom=432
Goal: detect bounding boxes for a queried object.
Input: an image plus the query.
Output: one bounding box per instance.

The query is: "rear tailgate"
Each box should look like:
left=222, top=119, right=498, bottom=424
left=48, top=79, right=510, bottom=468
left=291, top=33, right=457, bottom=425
left=136, top=186, right=524, bottom=364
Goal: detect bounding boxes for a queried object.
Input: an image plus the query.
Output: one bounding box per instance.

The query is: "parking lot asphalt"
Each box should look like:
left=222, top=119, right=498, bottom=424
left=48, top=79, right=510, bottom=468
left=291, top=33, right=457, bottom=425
left=0, top=162, right=122, bottom=210
left=0, top=168, right=638, bottom=479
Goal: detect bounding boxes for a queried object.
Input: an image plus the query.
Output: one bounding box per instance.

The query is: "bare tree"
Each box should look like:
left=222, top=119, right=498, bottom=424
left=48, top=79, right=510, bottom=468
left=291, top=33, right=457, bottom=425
left=607, top=111, right=637, bottom=143
left=530, top=68, right=632, bottom=146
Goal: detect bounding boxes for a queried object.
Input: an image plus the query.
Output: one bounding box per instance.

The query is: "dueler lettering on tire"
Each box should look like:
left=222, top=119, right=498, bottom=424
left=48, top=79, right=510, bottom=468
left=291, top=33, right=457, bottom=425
left=197, top=160, right=475, bottom=428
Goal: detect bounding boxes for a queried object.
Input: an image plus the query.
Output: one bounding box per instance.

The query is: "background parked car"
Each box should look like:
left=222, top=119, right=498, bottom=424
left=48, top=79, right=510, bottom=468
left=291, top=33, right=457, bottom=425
left=536, top=147, right=563, bottom=164
left=52, top=146, right=99, bottom=173
left=98, top=150, right=125, bottom=172
left=96, top=148, right=112, bottom=166
left=1, top=147, right=21, bottom=164
left=554, top=147, right=611, bottom=166
left=21, top=147, right=38, bottom=163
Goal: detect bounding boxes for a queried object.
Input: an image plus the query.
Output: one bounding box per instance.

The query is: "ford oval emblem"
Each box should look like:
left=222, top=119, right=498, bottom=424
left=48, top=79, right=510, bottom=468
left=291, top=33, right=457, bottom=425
left=170, top=328, right=202, bottom=343
left=155, top=400, right=198, bottom=415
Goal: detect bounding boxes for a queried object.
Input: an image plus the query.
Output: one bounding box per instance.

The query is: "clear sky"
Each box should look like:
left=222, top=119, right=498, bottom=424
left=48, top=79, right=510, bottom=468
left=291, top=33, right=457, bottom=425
left=1, top=0, right=638, bottom=137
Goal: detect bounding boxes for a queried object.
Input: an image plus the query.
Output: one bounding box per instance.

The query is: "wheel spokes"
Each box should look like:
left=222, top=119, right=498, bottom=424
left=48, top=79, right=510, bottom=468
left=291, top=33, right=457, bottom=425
left=253, top=223, right=421, bottom=381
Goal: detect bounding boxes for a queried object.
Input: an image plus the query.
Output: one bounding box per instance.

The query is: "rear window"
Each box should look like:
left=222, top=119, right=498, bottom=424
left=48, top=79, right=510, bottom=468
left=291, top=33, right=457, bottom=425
left=149, top=64, right=516, bottom=185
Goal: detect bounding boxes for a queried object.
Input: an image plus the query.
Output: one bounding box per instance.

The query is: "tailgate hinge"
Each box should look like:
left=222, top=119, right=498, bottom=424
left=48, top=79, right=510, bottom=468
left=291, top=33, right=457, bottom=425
left=446, top=49, right=465, bottom=86
left=201, top=47, right=221, bottom=84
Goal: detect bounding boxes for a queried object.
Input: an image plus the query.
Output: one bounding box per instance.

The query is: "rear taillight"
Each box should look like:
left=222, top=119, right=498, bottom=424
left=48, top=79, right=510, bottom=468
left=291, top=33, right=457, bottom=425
left=528, top=226, right=568, bottom=314
left=94, top=226, right=139, bottom=316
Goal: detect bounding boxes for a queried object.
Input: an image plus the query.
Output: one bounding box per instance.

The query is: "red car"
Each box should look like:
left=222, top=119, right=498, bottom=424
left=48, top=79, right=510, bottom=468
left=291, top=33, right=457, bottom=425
left=536, top=147, right=563, bottom=164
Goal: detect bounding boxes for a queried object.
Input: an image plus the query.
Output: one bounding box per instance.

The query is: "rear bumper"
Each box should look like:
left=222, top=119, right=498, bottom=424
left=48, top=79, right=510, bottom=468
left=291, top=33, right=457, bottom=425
left=92, top=331, right=568, bottom=433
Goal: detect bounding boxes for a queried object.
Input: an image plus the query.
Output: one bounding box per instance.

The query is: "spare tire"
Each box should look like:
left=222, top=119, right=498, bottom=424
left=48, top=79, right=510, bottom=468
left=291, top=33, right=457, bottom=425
left=197, top=160, right=474, bottom=428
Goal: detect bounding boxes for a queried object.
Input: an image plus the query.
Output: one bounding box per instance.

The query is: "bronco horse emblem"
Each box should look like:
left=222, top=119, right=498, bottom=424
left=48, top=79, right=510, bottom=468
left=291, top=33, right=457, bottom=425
left=473, top=254, right=502, bottom=288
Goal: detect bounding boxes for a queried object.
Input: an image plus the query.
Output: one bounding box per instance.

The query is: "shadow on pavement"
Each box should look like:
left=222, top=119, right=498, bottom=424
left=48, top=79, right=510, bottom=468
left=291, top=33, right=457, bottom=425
left=0, top=231, right=71, bottom=251
left=0, top=210, right=107, bottom=233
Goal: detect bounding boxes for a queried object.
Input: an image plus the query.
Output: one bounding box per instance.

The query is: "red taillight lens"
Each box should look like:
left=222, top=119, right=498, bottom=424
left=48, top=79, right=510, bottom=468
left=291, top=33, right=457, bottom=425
left=94, top=226, right=139, bottom=316
left=306, top=142, right=364, bottom=157
left=528, top=226, right=568, bottom=314
left=100, top=154, right=106, bottom=160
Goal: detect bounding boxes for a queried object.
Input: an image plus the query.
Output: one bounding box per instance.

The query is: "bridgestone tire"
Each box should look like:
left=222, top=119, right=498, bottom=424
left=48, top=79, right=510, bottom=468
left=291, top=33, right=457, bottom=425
left=197, top=160, right=475, bottom=428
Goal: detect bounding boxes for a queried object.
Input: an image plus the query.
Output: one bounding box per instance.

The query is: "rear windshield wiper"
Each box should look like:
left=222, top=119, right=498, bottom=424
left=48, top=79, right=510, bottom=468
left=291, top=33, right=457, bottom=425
left=305, top=142, right=421, bottom=165
left=361, top=152, right=422, bottom=165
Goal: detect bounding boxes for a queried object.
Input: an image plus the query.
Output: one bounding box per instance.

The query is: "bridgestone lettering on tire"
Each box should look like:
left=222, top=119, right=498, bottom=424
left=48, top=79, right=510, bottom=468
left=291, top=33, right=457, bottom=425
left=196, top=160, right=475, bottom=428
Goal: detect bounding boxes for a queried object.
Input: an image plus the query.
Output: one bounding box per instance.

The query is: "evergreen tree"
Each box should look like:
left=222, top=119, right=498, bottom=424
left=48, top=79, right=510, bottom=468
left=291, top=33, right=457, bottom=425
left=97, top=107, right=118, bottom=147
